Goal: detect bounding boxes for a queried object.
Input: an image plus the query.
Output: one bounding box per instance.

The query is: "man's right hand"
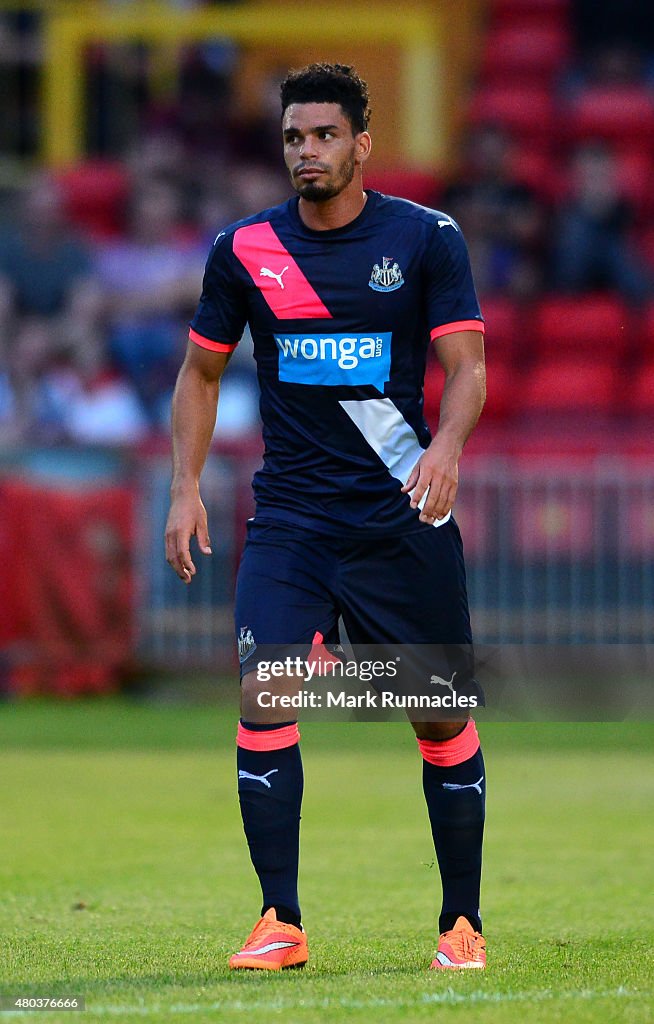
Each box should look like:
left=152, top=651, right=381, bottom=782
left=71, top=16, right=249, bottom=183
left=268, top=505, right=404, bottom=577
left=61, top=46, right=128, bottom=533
left=165, top=490, right=212, bottom=583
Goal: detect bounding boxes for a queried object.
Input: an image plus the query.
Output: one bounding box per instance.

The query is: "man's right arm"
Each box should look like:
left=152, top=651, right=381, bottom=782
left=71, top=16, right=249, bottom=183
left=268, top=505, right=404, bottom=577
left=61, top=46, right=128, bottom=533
left=165, top=340, right=233, bottom=583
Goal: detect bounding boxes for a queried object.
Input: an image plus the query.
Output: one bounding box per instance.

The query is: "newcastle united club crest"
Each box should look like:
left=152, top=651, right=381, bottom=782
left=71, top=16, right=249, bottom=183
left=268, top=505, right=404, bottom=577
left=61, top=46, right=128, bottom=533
left=369, top=256, right=404, bottom=293
left=238, top=626, right=256, bottom=662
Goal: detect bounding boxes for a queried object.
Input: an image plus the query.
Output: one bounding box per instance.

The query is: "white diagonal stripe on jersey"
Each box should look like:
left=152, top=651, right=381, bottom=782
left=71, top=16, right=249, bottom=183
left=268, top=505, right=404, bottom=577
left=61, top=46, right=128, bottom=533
left=339, top=398, right=451, bottom=526
left=240, top=940, right=299, bottom=956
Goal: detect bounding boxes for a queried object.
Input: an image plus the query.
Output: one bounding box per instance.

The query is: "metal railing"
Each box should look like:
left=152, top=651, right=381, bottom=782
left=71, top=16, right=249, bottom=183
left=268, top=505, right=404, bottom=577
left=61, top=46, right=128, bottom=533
left=137, top=454, right=240, bottom=670
left=457, top=459, right=654, bottom=644
left=136, top=455, right=654, bottom=668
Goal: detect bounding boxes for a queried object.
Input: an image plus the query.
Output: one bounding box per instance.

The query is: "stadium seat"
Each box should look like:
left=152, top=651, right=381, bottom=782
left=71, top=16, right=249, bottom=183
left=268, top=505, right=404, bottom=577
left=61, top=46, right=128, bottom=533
left=478, top=295, right=520, bottom=359
left=630, top=360, right=654, bottom=417
left=636, top=300, right=654, bottom=353
left=505, top=422, right=621, bottom=457
left=490, top=0, right=568, bottom=19
left=509, top=143, right=565, bottom=201
left=425, top=350, right=515, bottom=423
left=557, top=149, right=654, bottom=216
left=56, top=160, right=130, bottom=238
left=533, top=295, right=629, bottom=359
left=481, top=358, right=516, bottom=419
left=423, top=358, right=444, bottom=429
left=517, top=357, right=619, bottom=415
left=566, top=86, right=654, bottom=148
left=364, top=168, right=441, bottom=207
left=469, top=86, right=554, bottom=141
left=481, top=24, right=570, bottom=83
left=615, top=149, right=654, bottom=214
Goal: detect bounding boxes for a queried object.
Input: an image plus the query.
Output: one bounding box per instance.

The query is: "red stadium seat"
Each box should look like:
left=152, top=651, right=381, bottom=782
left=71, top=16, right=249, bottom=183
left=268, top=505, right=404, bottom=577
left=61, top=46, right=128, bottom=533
left=481, top=24, right=571, bottom=82
left=482, top=358, right=517, bottom=419
left=423, top=357, right=444, bottom=429
left=425, top=350, right=516, bottom=423
left=509, top=143, right=566, bottom=201
left=364, top=168, right=441, bottom=207
left=533, top=295, right=629, bottom=359
left=615, top=149, right=654, bottom=214
left=56, top=160, right=130, bottom=238
left=566, top=86, right=654, bottom=148
left=490, top=0, right=568, bottom=18
left=469, top=86, right=554, bottom=141
left=518, top=357, right=618, bottom=415
left=559, top=149, right=654, bottom=215
left=636, top=301, right=654, bottom=354
left=478, top=295, right=520, bottom=359
left=630, top=360, right=654, bottom=417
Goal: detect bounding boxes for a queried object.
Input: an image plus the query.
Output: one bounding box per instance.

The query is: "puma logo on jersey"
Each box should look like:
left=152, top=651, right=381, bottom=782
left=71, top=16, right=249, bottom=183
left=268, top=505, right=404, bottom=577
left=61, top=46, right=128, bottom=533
left=437, top=216, right=459, bottom=231
left=238, top=769, right=279, bottom=788
left=260, top=266, right=289, bottom=289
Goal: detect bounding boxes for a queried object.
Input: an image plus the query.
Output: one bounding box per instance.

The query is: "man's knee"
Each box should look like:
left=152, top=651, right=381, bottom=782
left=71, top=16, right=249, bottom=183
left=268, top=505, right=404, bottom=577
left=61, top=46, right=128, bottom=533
left=241, top=670, right=302, bottom=724
left=411, top=719, right=469, bottom=742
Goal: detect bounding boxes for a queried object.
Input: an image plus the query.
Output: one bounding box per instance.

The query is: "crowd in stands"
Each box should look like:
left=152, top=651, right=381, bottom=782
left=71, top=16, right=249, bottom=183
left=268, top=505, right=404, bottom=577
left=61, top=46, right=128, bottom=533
left=0, top=0, right=653, bottom=446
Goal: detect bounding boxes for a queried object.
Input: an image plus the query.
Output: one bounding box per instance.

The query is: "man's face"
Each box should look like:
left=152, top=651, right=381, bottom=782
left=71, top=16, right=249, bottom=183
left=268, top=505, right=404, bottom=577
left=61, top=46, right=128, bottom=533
left=282, top=102, right=361, bottom=202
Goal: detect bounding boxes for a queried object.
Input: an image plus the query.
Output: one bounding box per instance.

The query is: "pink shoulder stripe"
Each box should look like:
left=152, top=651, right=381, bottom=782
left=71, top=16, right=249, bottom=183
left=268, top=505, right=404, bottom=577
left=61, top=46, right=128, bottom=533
left=189, top=328, right=238, bottom=352
left=233, top=221, right=332, bottom=321
left=431, top=320, right=485, bottom=341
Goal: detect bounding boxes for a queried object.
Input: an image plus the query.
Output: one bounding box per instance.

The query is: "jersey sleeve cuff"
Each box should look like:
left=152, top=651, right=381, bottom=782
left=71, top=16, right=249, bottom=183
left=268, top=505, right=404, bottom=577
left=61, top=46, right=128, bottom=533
left=430, top=320, right=485, bottom=341
left=189, top=327, right=238, bottom=352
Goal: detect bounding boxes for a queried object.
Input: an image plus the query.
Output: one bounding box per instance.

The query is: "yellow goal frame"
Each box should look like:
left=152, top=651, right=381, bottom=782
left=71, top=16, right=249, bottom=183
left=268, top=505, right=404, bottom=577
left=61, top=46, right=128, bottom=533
left=41, top=2, right=441, bottom=169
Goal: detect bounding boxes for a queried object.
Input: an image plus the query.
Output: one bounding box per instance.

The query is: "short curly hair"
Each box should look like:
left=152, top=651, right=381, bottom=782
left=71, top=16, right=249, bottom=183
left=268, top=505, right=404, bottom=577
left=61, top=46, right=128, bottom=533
left=280, top=62, right=371, bottom=135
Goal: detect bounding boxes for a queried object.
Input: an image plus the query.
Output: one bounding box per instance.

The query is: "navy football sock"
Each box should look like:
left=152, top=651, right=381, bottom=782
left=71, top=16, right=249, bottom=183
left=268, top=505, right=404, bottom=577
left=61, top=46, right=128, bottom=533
left=418, top=722, right=485, bottom=934
left=237, top=720, right=303, bottom=925
left=261, top=903, right=301, bottom=929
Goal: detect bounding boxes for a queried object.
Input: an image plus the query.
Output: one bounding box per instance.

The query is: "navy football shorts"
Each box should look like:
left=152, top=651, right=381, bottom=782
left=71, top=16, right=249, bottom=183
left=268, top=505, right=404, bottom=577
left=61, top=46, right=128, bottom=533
left=234, top=518, right=473, bottom=681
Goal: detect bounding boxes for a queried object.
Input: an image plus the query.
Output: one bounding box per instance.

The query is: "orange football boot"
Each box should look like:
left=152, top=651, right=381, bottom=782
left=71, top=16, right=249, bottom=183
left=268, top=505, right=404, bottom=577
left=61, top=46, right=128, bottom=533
left=430, top=915, right=486, bottom=970
left=229, top=908, right=308, bottom=971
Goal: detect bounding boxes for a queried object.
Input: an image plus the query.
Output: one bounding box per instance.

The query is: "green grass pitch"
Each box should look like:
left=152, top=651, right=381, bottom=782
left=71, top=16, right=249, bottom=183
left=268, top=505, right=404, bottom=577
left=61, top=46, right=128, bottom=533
left=1, top=700, right=652, bottom=1023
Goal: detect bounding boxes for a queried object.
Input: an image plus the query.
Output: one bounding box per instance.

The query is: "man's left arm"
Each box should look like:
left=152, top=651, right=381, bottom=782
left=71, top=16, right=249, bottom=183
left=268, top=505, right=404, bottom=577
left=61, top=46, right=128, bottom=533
left=401, top=330, right=485, bottom=524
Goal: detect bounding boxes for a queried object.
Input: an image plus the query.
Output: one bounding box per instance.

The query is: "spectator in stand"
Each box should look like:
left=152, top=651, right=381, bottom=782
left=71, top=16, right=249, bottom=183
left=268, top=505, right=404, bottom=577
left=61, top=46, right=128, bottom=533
left=0, top=174, right=102, bottom=348
left=572, top=0, right=654, bottom=58
left=0, top=347, right=18, bottom=444
left=560, top=39, right=650, bottom=104
left=0, top=173, right=104, bottom=437
left=551, top=142, right=652, bottom=302
left=232, top=163, right=290, bottom=219
left=444, top=126, right=545, bottom=298
left=37, top=352, right=149, bottom=446
left=94, top=177, right=206, bottom=427
left=229, top=69, right=289, bottom=169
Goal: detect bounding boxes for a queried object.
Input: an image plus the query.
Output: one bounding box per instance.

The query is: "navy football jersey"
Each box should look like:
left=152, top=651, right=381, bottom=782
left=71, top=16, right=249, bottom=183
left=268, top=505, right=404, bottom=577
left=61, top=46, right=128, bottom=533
left=190, top=190, right=484, bottom=536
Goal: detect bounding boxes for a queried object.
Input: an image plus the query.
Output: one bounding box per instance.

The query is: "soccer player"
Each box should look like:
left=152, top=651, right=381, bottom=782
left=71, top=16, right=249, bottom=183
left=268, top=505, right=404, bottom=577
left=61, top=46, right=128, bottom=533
left=165, top=63, right=487, bottom=971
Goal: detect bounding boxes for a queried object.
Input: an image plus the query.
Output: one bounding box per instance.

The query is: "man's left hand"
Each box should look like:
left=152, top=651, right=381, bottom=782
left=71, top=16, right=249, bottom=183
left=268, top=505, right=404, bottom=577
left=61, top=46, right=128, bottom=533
left=401, top=439, right=460, bottom=524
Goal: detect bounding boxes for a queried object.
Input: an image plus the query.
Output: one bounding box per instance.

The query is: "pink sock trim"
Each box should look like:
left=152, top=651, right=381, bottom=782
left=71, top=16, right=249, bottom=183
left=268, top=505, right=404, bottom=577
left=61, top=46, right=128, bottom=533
left=237, top=722, right=300, bottom=751
left=417, top=720, right=480, bottom=766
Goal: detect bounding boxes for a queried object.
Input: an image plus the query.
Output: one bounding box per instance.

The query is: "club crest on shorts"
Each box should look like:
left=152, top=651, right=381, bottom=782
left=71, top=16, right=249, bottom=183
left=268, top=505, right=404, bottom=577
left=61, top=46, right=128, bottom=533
left=369, top=256, right=404, bottom=293
left=238, top=626, right=256, bottom=662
